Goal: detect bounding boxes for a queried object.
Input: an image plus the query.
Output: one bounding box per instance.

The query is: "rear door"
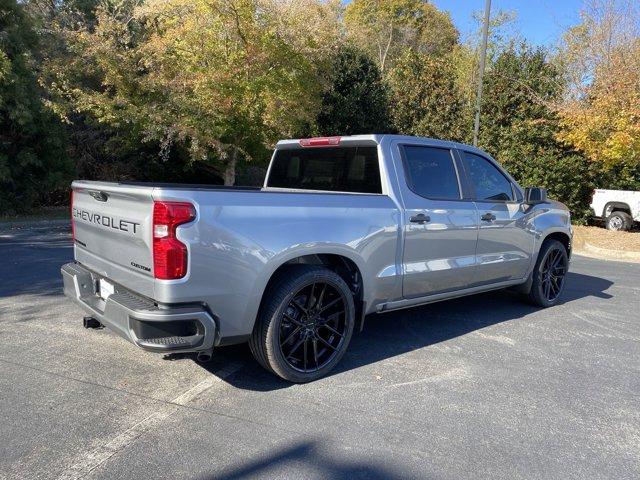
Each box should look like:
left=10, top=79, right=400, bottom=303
left=459, top=151, right=534, bottom=284
left=71, top=181, right=156, bottom=297
left=398, top=144, right=479, bottom=298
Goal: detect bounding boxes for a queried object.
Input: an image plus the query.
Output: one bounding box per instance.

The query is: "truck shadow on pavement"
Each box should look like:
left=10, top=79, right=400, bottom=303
left=199, top=271, right=614, bottom=391
left=200, top=440, right=410, bottom=480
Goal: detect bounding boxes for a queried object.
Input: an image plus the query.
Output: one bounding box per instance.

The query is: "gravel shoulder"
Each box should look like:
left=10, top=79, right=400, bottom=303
left=573, top=225, right=640, bottom=262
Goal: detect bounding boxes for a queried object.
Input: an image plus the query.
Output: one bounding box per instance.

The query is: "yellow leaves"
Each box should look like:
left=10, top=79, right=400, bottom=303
left=557, top=1, right=640, bottom=167
left=345, top=0, right=458, bottom=72
left=48, top=0, right=336, bottom=163
left=558, top=101, right=640, bottom=166
left=557, top=55, right=640, bottom=167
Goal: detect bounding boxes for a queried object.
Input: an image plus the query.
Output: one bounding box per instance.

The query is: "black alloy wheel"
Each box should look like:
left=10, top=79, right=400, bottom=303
left=527, top=239, right=569, bottom=307
left=250, top=265, right=355, bottom=383
left=279, top=280, right=348, bottom=373
left=539, top=245, right=568, bottom=302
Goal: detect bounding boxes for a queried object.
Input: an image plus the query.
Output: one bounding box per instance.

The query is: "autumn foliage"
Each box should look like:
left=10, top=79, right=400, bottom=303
left=1, top=0, right=638, bottom=220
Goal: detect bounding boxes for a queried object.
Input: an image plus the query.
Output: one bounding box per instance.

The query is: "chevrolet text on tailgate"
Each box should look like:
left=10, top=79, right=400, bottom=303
left=62, top=135, right=572, bottom=382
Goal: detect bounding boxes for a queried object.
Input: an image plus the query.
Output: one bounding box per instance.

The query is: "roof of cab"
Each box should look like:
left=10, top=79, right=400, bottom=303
left=275, top=134, right=489, bottom=157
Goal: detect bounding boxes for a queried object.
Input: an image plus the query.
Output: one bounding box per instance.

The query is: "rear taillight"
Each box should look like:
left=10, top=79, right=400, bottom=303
left=299, top=136, right=341, bottom=147
left=152, top=201, right=196, bottom=280
left=70, top=190, right=75, bottom=241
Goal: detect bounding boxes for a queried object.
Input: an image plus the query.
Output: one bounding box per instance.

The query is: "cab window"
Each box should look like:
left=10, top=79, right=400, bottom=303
left=401, top=146, right=461, bottom=200
left=267, top=146, right=382, bottom=194
left=463, top=152, right=514, bottom=201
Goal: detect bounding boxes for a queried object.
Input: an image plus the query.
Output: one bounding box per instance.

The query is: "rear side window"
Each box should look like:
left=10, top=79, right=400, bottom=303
left=267, top=146, right=382, bottom=194
left=401, top=146, right=460, bottom=200
left=463, top=152, right=514, bottom=201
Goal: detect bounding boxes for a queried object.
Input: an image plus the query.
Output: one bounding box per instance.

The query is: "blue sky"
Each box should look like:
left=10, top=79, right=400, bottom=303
left=432, top=0, right=584, bottom=47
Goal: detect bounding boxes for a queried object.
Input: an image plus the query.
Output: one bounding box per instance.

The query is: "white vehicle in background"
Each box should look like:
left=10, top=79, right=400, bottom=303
left=590, top=189, right=640, bottom=231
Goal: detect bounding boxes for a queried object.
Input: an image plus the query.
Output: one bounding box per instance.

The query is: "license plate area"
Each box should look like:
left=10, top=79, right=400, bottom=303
left=98, top=278, right=115, bottom=301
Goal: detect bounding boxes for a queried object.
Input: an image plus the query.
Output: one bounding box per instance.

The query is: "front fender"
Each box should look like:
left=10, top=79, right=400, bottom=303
left=531, top=202, right=573, bottom=260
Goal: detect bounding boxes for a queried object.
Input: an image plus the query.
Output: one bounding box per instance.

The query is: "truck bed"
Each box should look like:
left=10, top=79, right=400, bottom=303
left=70, top=179, right=400, bottom=340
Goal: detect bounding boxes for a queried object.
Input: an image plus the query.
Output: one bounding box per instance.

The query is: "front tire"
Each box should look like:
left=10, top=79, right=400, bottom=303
left=249, top=265, right=355, bottom=383
left=606, top=211, right=633, bottom=231
left=527, top=239, right=569, bottom=307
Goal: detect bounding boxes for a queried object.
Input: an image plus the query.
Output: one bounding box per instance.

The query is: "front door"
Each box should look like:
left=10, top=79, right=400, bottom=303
left=460, top=151, right=534, bottom=285
left=399, top=145, right=479, bottom=298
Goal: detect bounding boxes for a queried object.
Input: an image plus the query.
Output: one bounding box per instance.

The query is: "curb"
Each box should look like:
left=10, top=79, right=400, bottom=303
left=579, top=241, right=640, bottom=262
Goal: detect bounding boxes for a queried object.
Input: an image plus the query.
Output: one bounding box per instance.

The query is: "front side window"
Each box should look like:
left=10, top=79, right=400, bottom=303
left=267, top=146, right=381, bottom=194
left=401, top=146, right=460, bottom=200
left=463, top=152, right=514, bottom=201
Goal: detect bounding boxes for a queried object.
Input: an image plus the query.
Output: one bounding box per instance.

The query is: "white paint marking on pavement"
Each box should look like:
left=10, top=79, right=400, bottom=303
left=57, top=362, right=243, bottom=480
left=475, top=330, right=516, bottom=346
left=386, top=366, right=470, bottom=389
left=571, top=311, right=638, bottom=340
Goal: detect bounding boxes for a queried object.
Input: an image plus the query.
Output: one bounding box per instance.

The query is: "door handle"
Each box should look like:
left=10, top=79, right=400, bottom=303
left=481, top=212, right=496, bottom=222
left=410, top=213, right=431, bottom=224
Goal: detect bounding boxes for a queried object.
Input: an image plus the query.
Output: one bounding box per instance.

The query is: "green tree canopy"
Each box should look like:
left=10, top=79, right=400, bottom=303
left=388, top=49, right=466, bottom=141
left=45, top=0, right=341, bottom=184
left=0, top=0, right=72, bottom=213
left=315, top=45, right=393, bottom=136
left=1, top=0, right=635, bottom=218
left=478, top=44, right=596, bottom=220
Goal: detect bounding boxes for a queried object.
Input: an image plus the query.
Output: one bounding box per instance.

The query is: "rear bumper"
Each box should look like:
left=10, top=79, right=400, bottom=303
left=61, top=262, right=217, bottom=353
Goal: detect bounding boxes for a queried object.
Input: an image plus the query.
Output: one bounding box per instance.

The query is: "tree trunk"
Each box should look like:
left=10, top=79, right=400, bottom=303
left=223, top=148, right=237, bottom=186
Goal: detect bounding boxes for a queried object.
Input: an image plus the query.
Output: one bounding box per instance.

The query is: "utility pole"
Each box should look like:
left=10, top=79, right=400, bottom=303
left=473, top=0, right=491, bottom=147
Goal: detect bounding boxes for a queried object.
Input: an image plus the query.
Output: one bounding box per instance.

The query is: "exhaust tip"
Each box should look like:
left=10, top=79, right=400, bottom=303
left=196, top=350, right=213, bottom=363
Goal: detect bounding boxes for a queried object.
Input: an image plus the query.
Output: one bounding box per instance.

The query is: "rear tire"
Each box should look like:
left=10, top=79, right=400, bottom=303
left=249, top=265, right=355, bottom=383
left=527, top=239, right=569, bottom=308
left=606, top=211, right=633, bottom=231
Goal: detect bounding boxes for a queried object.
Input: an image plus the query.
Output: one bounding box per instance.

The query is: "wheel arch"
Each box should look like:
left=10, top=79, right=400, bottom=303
left=264, top=253, right=364, bottom=301
left=515, top=229, right=572, bottom=296
left=542, top=231, right=572, bottom=257
left=603, top=201, right=631, bottom=217
left=249, top=248, right=367, bottom=334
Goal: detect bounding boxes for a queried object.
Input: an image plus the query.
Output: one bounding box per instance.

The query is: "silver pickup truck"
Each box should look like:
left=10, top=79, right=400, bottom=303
left=62, top=135, right=572, bottom=382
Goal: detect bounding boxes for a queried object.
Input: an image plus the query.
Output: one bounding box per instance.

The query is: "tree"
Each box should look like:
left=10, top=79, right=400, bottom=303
left=0, top=0, right=72, bottom=214
left=388, top=50, right=465, bottom=141
left=453, top=9, right=520, bottom=140
left=479, top=44, right=595, bottom=221
left=344, top=0, right=458, bottom=72
left=479, top=46, right=562, bottom=154
left=314, top=45, right=393, bottom=136
left=45, top=0, right=341, bottom=185
left=557, top=0, right=640, bottom=168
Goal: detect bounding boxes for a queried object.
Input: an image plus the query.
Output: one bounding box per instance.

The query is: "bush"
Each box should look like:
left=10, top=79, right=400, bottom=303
left=499, top=151, right=597, bottom=223
left=595, top=163, right=640, bottom=192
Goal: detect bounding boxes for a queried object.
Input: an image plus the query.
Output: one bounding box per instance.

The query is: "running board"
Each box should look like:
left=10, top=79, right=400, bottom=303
left=377, top=278, right=526, bottom=313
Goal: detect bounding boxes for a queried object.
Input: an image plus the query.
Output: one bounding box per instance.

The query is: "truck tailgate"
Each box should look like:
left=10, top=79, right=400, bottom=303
left=71, top=181, right=155, bottom=298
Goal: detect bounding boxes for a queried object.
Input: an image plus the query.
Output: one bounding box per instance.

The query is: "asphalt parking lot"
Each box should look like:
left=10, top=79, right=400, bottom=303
left=1, top=223, right=638, bottom=480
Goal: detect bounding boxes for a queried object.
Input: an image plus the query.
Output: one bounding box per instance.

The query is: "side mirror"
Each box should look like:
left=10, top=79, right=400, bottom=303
left=524, top=187, right=547, bottom=205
